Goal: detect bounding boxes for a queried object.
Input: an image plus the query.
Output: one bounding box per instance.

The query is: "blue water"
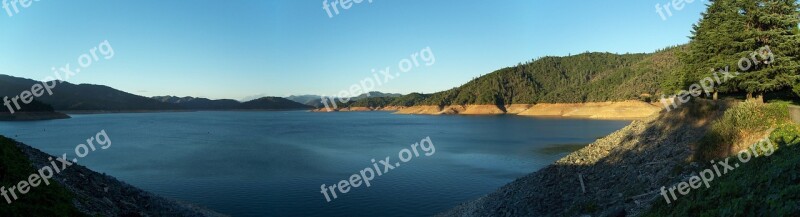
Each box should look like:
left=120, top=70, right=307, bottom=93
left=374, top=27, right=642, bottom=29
left=0, top=111, right=629, bottom=217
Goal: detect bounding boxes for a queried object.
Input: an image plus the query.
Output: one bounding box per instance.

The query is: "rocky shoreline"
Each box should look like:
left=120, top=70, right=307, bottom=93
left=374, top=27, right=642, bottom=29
left=11, top=140, right=227, bottom=217
left=438, top=102, right=724, bottom=216
left=311, top=101, right=662, bottom=120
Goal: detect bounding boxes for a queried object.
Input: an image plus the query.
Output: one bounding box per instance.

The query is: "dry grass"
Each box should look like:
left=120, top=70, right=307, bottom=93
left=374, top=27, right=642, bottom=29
left=695, top=101, right=790, bottom=160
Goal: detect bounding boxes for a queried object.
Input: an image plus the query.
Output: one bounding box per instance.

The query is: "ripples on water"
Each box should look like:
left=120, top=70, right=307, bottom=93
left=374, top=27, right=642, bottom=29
left=0, top=111, right=629, bottom=217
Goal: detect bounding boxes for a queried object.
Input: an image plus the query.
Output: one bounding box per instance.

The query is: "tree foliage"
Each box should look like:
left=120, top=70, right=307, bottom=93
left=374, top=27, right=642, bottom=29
left=350, top=0, right=800, bottom=108
left=419, top=49, right=682, bottom=106
left=678, top=0, right=800, bottom=97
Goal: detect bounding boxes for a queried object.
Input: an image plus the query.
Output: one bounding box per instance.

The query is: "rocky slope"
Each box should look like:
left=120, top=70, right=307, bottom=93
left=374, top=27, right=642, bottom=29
left=9, top=139, right=226, bottom=217
left=439, top=101, right=726, bottom=216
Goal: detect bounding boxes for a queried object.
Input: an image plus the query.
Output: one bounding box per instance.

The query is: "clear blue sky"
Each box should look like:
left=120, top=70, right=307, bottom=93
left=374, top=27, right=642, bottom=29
left=0, top=0, right=708, bottom=100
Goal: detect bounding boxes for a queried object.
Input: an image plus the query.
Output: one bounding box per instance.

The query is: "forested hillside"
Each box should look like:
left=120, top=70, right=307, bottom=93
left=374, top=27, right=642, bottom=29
left=422, top=48, right=683, bottom=106
left=0, top=75, right=180, bottom=111
left=342, top=47, right=683, bottom=108
left=346, top=93, right=431, bottom=107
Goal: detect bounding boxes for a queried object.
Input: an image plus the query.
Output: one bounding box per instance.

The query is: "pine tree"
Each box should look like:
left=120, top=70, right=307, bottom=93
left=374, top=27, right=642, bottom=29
left=682, top=0, right=800, bottom=99
left=734, top=0, right=800, bottom=98
left=679, top=0, right=745, bottom=96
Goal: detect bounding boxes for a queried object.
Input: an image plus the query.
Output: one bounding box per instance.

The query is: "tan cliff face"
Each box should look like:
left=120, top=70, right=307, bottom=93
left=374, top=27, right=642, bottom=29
left=395, top=105, right=443, bottom=114
left=516, top=101, right=662, bottom=119
left=313, top=101, right=661, bottom=120
left=460, top=105, right=506, bottom=115
left=346, top=107, right=373, bottom=111
left=395, top=105, right=505, bottom=115
left=504, top=104, right=534, bottom=114
left=393, top=101, right=660, bottom=119
left=378, top=106, right=407, bottom=111
left=311, top=107, right=337, bottom=112
left=310, top=106, right=408, bottom=112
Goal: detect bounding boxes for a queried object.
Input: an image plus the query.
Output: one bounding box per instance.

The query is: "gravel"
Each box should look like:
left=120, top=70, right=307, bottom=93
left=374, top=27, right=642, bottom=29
left=438, top=105, right=722, bottom=217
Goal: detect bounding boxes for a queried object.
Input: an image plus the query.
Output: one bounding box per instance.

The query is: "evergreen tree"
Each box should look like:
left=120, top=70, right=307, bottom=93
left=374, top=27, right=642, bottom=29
left=735, top=0, right=800, bottom=97
left=682, top=0, right=800, bottom=98
left=679, top=0, right=745, bottom=96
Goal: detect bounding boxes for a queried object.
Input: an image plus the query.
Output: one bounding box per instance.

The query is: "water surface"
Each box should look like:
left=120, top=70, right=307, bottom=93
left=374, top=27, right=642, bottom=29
left=0, top=111, right=629, bottom=216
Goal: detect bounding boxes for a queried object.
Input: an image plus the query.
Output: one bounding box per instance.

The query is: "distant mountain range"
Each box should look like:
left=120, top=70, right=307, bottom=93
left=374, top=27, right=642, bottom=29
left=287, top=92, right=402, bottom=108
left=151, top=96, right=241, bottom=110
left=0, top=75, right=180, bottom=111
left=0, top=46, right=682, bottom=115
left=0, top=75, right=312, bottom=112
left=151, top=95, right=314, bottom=110
left=285, top=95, right=324, bottom=106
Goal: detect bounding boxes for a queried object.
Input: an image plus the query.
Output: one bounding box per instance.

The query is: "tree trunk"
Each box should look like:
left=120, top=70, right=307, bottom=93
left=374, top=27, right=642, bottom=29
left=747, top=93, right=764, bottom=103
left=713, top=91, right=718, bottom=100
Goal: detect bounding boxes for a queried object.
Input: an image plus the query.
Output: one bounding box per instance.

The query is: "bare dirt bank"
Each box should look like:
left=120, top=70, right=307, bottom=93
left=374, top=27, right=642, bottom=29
left=308, top=101, right=661, bottom=120
left=392, top=101, right=661, bottom=119
left=517, top=101, right=662, bottom=120
left=310, top=106, right=408, bottom=112
left=393, top=105, right=507, bottom=115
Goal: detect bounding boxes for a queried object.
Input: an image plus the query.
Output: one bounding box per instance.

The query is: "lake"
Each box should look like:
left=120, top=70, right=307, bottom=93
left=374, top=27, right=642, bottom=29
left=0, top=111, right=629, bottom=217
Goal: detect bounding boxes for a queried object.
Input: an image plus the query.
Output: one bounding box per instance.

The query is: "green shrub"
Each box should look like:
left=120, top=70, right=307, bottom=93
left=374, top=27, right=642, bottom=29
left=697, top=102, right=789, bottom=160
left=645, top=124, right=800, bottom=216
left=770, top=123, right=800, bottom=147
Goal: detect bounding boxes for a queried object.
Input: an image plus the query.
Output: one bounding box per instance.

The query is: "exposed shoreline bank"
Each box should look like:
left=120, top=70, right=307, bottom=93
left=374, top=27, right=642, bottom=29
left=3, top=136, right=227, bottom=216
left=311, top=100, right=662, bottom=120
left=436, top=100, right=742, bottom=216
left=438, top=115, right=667, bottom=216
